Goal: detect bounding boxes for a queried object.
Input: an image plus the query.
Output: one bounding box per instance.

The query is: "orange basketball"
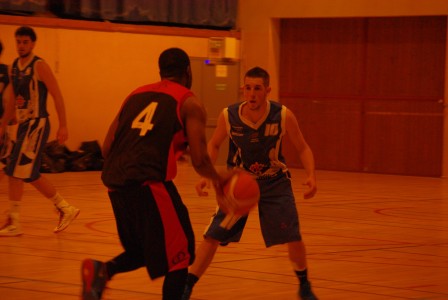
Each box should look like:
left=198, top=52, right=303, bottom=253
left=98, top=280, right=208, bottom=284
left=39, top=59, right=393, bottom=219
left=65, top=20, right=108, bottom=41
left=222, top=171, right=260, bottom=215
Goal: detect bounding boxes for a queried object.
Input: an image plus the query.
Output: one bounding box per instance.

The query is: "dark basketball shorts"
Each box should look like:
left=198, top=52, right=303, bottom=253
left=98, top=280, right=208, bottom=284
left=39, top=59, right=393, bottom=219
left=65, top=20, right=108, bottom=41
left=108, top=181, right=195, bottom=279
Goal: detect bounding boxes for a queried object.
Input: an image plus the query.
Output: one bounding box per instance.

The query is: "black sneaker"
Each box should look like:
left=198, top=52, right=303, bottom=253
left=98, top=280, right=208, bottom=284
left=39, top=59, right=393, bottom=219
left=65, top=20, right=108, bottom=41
left=81, top=258, right=108, bottom=300
left=299, top=281, right=318, bottom=300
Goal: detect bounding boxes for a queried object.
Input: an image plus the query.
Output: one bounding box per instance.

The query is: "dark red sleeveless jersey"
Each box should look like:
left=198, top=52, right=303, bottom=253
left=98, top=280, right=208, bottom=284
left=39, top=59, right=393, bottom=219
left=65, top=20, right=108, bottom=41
left=101, top=80, right=193, bottom=188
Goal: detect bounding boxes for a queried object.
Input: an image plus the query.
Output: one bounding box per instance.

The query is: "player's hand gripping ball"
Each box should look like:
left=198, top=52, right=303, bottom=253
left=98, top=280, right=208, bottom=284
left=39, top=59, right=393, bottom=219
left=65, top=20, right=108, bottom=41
left=221, top=171, right=260, bottom=215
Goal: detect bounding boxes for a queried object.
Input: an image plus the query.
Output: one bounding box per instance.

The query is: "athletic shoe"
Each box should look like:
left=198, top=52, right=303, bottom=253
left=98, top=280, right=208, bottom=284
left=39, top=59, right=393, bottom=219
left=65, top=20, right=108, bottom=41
left=299, top=281, right=318, bottom=300
left=181, top=285, right=193, bottom=300
left=0, top=215, right=22, bottom=237
left=54, top=205, right=80, bottom=233
left=81, top=258, right=108, bottom=300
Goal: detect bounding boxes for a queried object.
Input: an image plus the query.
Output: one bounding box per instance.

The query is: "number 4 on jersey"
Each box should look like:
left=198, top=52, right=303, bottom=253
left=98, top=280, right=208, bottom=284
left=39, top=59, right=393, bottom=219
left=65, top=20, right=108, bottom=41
left=132, top=102, right=158, bottom=136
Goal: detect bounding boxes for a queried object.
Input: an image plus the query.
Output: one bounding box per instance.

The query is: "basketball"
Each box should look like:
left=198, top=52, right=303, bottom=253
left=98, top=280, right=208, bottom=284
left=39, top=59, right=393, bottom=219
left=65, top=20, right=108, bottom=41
left=222, top=171, right=260, bottom=215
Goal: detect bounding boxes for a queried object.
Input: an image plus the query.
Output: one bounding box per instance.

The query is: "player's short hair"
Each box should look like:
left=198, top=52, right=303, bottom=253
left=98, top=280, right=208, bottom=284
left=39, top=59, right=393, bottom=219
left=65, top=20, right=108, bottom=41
left=245, top=67, right=270, bottom=87
left=15, top=26, right=37, bottom=42
left=159, top=48, right=190, bottom=78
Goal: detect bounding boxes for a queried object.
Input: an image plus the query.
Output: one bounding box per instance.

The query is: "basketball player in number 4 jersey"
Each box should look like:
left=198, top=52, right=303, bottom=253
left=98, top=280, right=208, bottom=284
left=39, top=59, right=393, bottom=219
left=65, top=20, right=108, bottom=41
left=81, top=48, right=231, bottom=300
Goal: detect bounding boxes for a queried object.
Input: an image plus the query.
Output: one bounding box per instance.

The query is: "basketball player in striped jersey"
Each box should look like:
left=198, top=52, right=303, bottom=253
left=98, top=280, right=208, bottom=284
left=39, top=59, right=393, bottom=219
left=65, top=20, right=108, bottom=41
left=81, top=48, right=231, bottom=300
left=182, top=67, right=319, bottom=299
left=0, top=26, right=79, bottom=237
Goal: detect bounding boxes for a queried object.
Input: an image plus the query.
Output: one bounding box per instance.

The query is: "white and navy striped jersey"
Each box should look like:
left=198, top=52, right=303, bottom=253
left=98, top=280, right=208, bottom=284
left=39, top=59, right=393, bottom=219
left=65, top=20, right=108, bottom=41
left=11, top=55, right=48, bottom=122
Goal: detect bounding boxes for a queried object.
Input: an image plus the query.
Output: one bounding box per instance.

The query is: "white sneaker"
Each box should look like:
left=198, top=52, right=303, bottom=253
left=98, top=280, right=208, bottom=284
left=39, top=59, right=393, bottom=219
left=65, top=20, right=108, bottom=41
left=54, top=205, right=80, bottom=233
left=0, top=215, right=23, bottom=237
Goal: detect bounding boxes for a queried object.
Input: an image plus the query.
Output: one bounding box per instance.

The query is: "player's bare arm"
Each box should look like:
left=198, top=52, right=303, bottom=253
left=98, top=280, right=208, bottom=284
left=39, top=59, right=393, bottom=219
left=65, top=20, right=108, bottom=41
left=195, top=110, right=229, bottom=196
left=207, top=111, right=228, bottom=164
left=285, top=108, right=317, bottom=199
left=181, top=95, right=220, bottom=182
left=36, top=60, right=68, bottom=143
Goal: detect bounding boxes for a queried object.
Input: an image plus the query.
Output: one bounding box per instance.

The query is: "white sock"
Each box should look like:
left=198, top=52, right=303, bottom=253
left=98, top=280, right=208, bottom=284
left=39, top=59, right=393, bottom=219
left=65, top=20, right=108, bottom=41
left=51, top=193, right=69, bottom=208
left=8, top=201, right=20, bottom=223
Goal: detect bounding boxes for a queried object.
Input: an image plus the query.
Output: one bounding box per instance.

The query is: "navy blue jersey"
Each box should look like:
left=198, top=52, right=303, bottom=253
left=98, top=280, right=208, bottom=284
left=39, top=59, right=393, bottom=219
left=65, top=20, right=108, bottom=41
left=0, top=63, right=9, bottom=117
left=102, top=80, right=193, bottom=188
left=225, top=100, right=288, bottom=178
left=11, top=56, right=49, bottom=122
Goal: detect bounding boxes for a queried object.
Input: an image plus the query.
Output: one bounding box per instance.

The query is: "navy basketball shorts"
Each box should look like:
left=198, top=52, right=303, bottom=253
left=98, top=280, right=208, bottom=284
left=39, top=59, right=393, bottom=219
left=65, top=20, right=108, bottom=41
left=204, top=174, right=302, bottom=247
left=108, top=181, right=195, bottom=279
left=5, top=118, right=49, bottom=182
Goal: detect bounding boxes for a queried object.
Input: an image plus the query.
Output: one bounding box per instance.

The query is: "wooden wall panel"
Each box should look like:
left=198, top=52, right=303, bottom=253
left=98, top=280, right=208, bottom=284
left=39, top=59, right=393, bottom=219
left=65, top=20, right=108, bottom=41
left=280, top=16, right=446, bottom=176
left=365, top=17, right=446, bottom=99
left=282, top=98, right=362, bottom=172
left=280, top=18, right=366, bottom=172
left=363, top=100, right=444, bottom=176
left=363, top=17, right=446, bottom=176
left=280, top=18, right=365, bottom=97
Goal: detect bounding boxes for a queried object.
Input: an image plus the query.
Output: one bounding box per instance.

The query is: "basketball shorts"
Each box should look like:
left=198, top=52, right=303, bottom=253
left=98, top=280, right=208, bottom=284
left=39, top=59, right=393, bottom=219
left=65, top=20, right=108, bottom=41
left=5, top=118, right=49, bottom=182
left=204, top=173, right=302, bottom=247
left=108, top=181, right=195, bottom=279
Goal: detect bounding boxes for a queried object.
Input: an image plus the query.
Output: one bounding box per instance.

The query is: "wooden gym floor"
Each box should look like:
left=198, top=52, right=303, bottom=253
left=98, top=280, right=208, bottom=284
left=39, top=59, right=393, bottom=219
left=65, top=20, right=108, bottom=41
left=0, top=161, right=447, bottom=299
